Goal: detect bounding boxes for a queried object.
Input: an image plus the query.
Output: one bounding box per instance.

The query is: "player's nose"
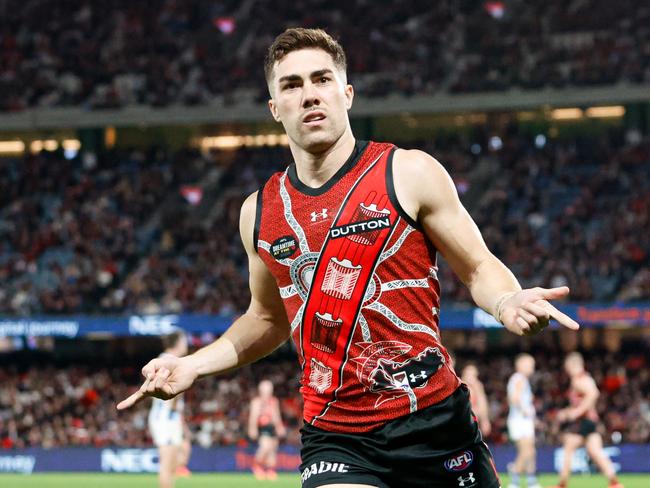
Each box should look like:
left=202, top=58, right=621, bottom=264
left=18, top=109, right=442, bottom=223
left=301, top=82, right=320, bottom=109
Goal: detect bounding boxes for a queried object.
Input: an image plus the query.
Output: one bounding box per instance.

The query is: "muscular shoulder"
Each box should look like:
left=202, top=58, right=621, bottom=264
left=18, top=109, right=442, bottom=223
left=393, top=148, right=447, bottom=183
left=576, top=373, right=598, bottom=392
left=240, top=191, right=259, bottom=254
left=392, top=148, right=458, bottom=221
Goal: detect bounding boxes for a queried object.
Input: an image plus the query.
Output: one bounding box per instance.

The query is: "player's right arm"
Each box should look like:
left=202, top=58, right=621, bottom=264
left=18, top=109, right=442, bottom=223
left=248, top=397, right=260, bottom=440
left=117, top=191, right=291, bottom=410
left=273, top=398, right=287, bottom=438
left=473, top=381, right=491, bottom=436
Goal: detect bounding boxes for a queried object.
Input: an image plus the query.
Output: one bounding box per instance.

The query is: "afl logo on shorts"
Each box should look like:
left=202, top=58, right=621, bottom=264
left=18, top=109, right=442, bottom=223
left=444, top=450, right=474, bottom=472
left=271, top=235, right=298, bottom=260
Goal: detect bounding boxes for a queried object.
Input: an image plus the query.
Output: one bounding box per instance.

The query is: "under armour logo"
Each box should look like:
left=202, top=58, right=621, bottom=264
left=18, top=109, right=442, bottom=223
left=409, top=371, right=428, bottom=383
left=310, top=208, right=329, bottom=222
left=457, top=472, right=476, bottom=487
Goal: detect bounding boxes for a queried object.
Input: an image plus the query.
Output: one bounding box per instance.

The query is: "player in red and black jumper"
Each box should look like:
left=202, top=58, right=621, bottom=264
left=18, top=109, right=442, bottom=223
left=119, top=28, right=580, bottom=488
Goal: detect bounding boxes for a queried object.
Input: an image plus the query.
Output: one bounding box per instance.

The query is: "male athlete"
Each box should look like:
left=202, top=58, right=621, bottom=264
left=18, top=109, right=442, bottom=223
left=118, top=28, right=580, bottom=487
left=506, top=354, right=540, bottom=488
left=147, top=331, right=191, bottom=488
left=248, top=379, right=286, bottom=480
left=461, top=364, right=491, bottom=438
left=550, top=353, right=622, bottom=488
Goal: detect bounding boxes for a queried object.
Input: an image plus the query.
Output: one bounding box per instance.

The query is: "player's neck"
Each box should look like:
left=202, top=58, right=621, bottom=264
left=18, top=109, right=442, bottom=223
left=291, top=130, right=356, bottom=188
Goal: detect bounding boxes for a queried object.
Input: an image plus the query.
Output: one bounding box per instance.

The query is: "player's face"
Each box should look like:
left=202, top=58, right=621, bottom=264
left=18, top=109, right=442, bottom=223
left=525, top=357, right=535, bottom=376
left=268, top=48, right=354, bottom=153
left=564, top=357, right=581, bottom=376
left=259, top=380, right=273, bottom=397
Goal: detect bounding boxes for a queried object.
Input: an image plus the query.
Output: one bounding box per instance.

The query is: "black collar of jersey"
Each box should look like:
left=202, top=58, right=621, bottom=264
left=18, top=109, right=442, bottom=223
left=287, top=140, right=369, bottom=197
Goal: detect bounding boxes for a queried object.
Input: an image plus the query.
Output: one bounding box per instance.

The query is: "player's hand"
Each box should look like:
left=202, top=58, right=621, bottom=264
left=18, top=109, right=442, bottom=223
left=248, top=429, right=259, bottom=441
left=116, top=355, right=199, bottom=410
left=499, top=286, right=580, bottom=336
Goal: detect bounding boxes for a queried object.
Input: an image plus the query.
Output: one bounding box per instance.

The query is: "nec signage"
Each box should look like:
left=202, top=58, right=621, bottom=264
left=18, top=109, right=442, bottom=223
left=101, top=449, right=159, bottom=473
left=128, top=315, right=179, bottom=335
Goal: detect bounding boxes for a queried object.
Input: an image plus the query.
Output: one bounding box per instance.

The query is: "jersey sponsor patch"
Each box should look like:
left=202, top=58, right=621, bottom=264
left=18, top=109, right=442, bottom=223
left=270, top=235, right=298, bottom=260
left=301, top=461, right=349, bottom=483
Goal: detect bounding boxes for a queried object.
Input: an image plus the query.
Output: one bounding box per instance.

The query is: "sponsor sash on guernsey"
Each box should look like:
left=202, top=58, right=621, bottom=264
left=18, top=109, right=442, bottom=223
left=300, top=148, right=400, bottom=422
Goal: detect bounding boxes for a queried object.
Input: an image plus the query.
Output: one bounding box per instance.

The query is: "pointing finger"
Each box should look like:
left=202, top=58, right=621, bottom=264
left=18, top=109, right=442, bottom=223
left=117, top=390, right=144, bottom=410
left=540, top=301, right=580, bottom=330
left=140, top=374, right=153, bottom=394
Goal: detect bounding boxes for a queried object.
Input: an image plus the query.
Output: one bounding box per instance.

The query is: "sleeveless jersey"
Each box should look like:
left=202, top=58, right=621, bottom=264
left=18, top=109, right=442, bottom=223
left=255, top=140, right=461, bottom=433
left=257, top=396, right=278, bottom=427
left=569, top=372, right=599, bottom=422
left=507, top=372, right=534, bottom=422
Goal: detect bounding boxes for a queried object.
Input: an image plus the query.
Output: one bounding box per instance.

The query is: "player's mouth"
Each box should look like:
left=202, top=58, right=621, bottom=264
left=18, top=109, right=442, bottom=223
left=302, top=111, right=326, bottom=126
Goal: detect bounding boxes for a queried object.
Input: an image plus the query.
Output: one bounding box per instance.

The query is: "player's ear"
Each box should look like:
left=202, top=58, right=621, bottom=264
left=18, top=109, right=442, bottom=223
left=268, top=98, right=281, bottom=122
left=344, top=83, right=354, bottom=110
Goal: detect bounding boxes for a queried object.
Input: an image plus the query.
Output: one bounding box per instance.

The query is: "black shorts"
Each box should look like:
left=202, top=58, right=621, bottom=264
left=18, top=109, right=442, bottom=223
left=259, top=425, right=277, bottom=438
left=300, top=385, right=500, bottom=488
left=564, top=418, right=598, bottom=437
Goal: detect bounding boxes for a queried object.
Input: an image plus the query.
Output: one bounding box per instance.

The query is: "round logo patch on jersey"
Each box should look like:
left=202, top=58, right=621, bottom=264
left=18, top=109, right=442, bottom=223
left=443, top=450, right=474, bottom=472
left=271, top=235, right=298, bottom=260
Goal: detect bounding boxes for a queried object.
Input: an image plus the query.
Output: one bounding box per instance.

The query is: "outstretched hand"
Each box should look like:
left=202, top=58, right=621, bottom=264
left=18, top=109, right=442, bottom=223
left=116, top=355, right=198, bottom=410
left=499, top=286, right=579, bottom=336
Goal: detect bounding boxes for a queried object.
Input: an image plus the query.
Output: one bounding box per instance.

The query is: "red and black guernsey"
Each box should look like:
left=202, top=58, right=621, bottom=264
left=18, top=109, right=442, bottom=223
left=255, top=140, right=461, bottom=433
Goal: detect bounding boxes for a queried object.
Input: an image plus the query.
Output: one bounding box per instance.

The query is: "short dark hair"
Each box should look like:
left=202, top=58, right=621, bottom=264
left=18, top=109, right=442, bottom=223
left=264, top=28, right=347, bottom=83
left=162, top=330, right=184, bottom=350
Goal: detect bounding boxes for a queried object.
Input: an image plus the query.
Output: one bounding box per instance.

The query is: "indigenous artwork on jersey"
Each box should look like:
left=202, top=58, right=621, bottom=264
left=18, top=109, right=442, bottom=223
left=257, top=143, right=456, bottom=428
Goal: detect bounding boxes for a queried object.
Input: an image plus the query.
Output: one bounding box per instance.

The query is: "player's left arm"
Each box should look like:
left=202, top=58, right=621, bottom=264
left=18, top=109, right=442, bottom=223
left=568, top=375, right=599, bottom=420
left=273, top=400, right=286, bottom=437
left=474, top=382, right=491, bottom=435
left=392, top=149, right=580, bottom=336
left=248, top=398, right=260, bottom=440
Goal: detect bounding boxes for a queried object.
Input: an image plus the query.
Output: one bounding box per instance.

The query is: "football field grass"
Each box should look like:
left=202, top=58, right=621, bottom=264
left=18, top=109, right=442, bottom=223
left=0, top=473, right=648, bottom=487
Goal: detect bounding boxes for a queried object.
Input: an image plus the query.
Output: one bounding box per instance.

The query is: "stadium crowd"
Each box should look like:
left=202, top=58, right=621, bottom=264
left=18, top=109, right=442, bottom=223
left=0, top=147, right=214, bottom=315
left=0, top=340, right=647, bottom=449
left=1, top=129, right=648, bottom=316
left=0, top=0, right=648, bottom=110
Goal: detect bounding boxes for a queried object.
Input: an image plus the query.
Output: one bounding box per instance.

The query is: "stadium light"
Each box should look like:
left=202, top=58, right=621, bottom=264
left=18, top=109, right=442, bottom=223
left=62, top=139, right=81, bottom=151
left=585, top=105, right=625, bottom=118
left=0, top=140, right=25, bottom=154
left=199, top=134, right=289, bottom=151
left=43, top=140, right=58, bottom=151
left=551, top=108, right=583, bottom=120
left=30, top=140, right=43, bottom=153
